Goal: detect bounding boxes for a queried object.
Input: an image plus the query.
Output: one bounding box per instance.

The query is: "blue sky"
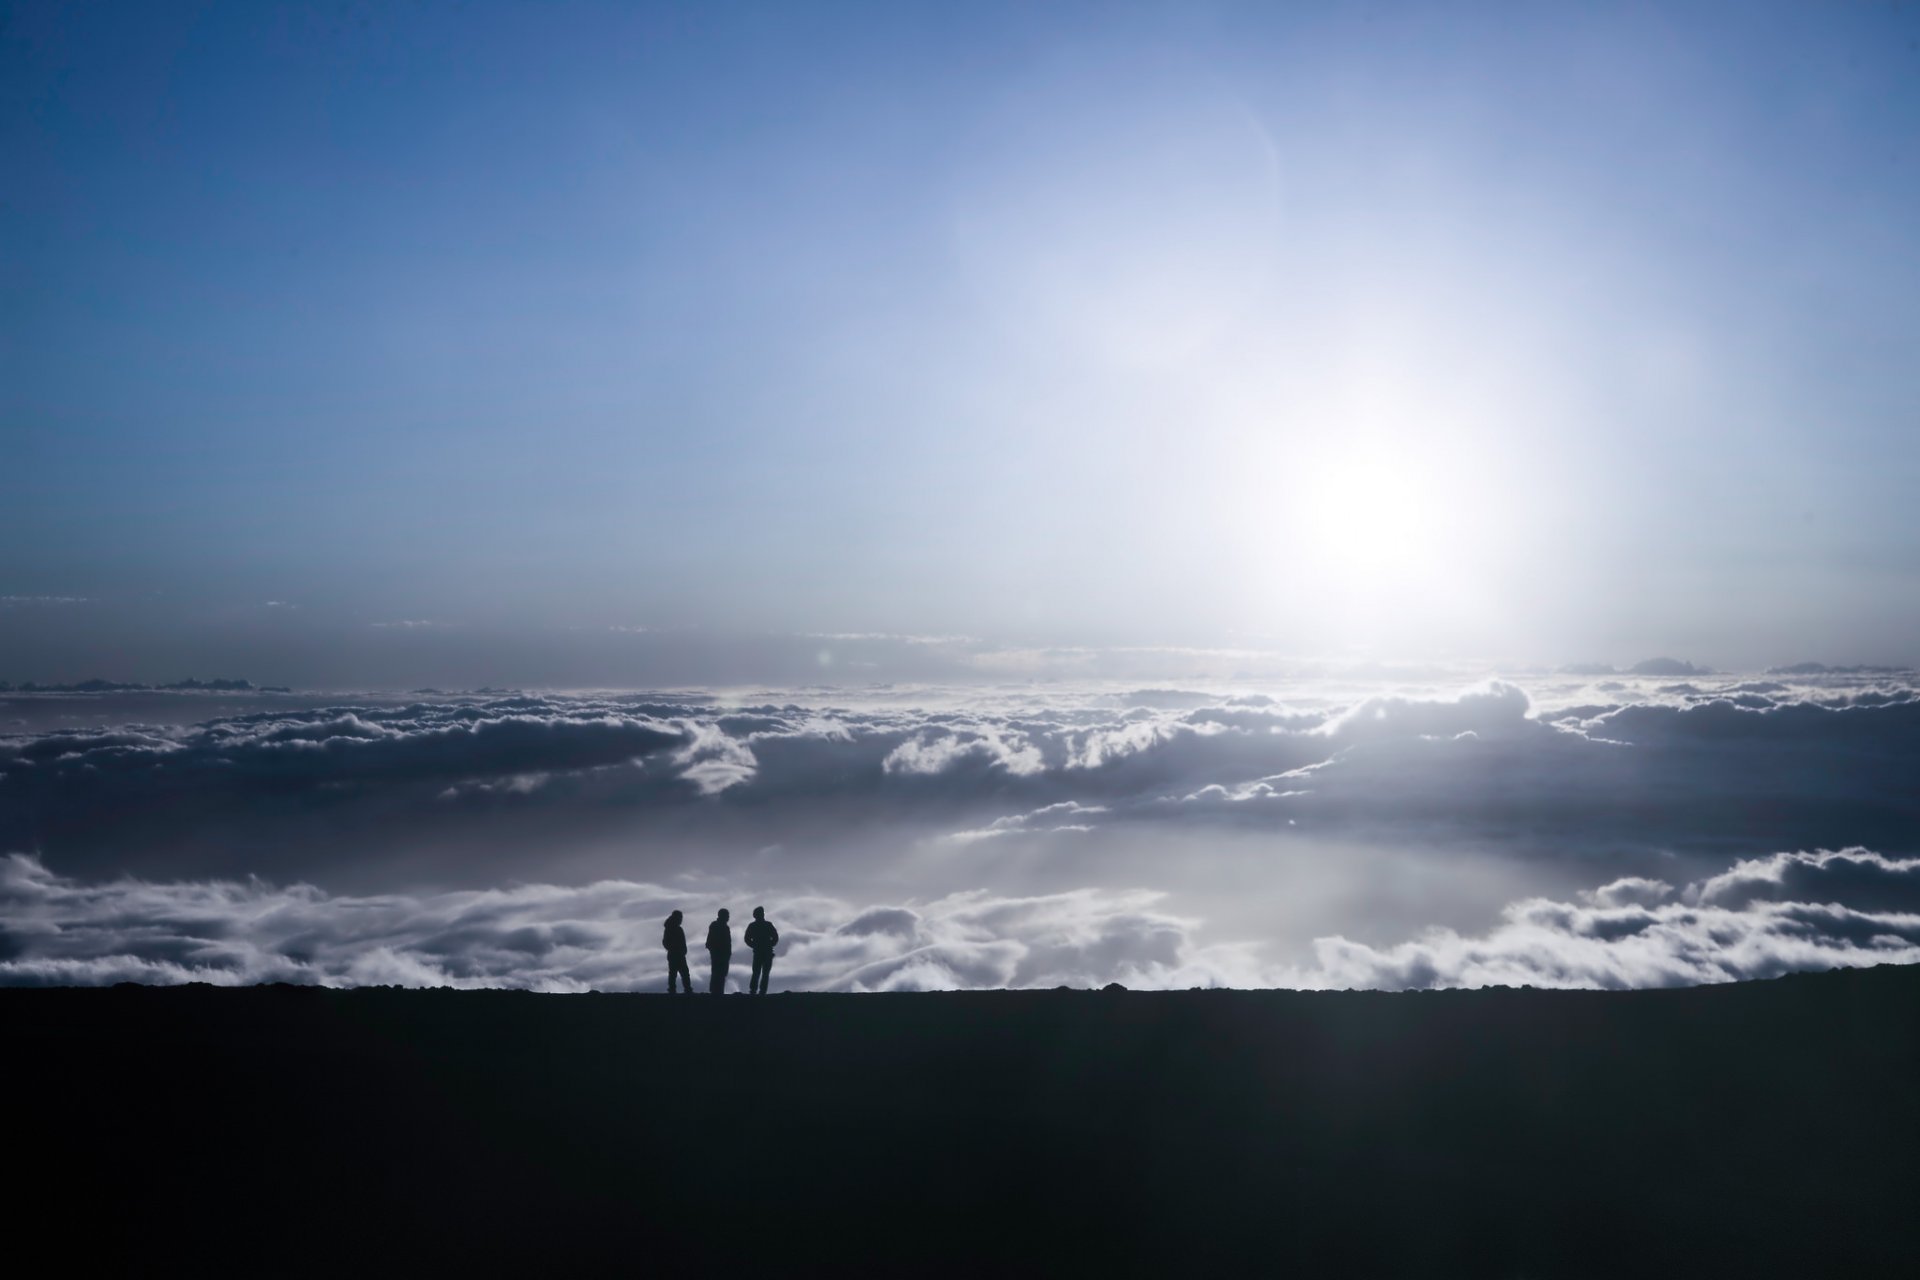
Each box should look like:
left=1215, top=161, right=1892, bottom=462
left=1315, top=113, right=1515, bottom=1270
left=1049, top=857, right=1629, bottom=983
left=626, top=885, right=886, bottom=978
left=5, top=1, right=1919, bottom=683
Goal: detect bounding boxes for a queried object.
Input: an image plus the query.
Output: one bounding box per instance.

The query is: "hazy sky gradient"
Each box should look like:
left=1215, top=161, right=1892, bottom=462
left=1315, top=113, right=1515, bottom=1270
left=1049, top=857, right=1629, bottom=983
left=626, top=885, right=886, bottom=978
left=6, top=1, right=1919, bottom=683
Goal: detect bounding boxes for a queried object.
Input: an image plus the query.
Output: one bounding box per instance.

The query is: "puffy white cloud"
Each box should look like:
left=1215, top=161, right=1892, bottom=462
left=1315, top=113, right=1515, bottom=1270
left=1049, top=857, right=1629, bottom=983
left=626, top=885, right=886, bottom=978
left=6, top=845, right=1914, bottom=994
left=671, top=721, right=759, bottom=794
left=1583, top=877, right=1673, bottom=908
left=1288, top=849, right=1920, bottom=991
left=5, top=674, right=1919, bottom=951
left=883, top=725, right=1044, bottom=777
left=0, top=854, right=1255, bottom=992
left=1691, top=847, right=1920, bottom=913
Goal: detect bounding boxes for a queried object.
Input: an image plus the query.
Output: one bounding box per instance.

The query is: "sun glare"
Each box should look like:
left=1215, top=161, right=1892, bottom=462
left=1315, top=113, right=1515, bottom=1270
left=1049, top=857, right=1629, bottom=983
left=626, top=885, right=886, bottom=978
left=1302, top=448, right=1444, bottom=583
left=1254, top=421, right=1516, bottom=655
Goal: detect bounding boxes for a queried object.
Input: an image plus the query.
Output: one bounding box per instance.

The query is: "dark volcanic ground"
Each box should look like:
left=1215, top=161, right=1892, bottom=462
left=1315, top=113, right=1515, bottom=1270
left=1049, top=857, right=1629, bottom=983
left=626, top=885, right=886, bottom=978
left=11, top=967, right=1920, bottom=1276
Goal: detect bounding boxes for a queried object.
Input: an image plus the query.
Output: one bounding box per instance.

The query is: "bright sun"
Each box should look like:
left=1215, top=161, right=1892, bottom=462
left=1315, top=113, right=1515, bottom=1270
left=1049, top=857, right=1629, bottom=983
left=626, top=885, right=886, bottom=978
left=1275, top=430, right=1511, bottom=652
left=1302, top=447, right=1445, bottom=583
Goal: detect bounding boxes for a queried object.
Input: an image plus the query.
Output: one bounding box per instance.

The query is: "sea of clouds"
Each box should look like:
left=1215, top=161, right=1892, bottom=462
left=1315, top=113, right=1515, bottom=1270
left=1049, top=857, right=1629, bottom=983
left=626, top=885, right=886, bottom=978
left=3, top=668, right=1917, bottom=990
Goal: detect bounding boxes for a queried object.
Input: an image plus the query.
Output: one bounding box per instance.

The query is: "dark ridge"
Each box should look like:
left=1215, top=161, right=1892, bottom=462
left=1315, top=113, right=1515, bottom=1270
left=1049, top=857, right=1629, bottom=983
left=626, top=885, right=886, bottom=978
left=11, top=966, right=1919, bottom=1276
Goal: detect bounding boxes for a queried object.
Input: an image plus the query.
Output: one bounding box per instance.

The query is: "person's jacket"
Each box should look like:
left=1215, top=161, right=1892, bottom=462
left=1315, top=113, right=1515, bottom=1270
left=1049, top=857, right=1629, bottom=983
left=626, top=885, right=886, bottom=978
left=706, top=919, right=731, bottom=954
left=745, top=919, right=779, bottom=955
left=662, top=922, right=687, bottom=955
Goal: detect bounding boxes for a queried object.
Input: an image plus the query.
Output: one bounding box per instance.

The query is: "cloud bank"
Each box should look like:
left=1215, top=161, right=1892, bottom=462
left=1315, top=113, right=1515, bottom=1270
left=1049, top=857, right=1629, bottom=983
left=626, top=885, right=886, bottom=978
left=1296, top=849, right=1920, bottom=990
left=0, top=853, right=1259, bottom=992
left=4, top=670, right=1918, bottom=990
left=3, top=847, right=1913, bottom=993
left=5, top=672, right=1918, bottom=886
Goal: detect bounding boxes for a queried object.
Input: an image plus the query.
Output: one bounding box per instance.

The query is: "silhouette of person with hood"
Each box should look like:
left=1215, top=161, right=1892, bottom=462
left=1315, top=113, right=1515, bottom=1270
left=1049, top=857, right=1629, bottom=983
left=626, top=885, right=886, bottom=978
left=745, top=906, right=780, bottom=995
left=662, top=910, right=691, bottom=994
left=706, top=908, right=732, bottom=995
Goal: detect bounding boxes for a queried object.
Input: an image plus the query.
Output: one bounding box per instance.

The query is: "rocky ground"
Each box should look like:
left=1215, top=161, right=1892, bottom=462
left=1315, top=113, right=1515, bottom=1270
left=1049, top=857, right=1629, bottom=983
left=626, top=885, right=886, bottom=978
left=11, top=965, right=1919, bottom=1275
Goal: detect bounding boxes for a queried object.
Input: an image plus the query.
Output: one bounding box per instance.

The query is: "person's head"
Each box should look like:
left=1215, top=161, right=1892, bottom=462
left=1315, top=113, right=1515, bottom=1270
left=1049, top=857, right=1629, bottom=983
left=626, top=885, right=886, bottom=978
left=667, top=909, right=682, bottom=926
left=753, top=906, right=765, bottom=920
left=717, top=908, right=729, bottom=922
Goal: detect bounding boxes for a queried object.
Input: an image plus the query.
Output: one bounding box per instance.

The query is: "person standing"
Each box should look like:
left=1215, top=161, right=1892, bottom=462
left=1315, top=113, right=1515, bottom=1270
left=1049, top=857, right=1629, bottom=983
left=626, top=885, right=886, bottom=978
left=706, top=907, right=732, bottom=995
left=662, top=910, right=692, bottom=995
left=745, top=906, right=780, bottom=995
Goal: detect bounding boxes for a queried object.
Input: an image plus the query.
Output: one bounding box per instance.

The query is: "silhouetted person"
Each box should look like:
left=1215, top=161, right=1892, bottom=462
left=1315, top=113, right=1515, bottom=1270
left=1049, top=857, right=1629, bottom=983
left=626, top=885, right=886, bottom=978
left=662, top=909, right=691, bottom=994
left=745, top=906, right=779, bottom=995
left=706, top=908, right=732, bottom=994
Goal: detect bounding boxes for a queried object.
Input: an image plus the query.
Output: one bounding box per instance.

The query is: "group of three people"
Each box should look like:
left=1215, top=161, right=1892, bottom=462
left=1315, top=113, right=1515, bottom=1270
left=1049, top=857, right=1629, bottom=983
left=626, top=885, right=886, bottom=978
left=662, top=906, right=779, bottom=994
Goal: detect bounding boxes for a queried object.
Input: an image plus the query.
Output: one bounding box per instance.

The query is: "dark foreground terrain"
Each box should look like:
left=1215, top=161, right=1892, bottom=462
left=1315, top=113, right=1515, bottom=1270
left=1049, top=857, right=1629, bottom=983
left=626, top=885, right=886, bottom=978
left=11, top=967, right=1920, bottom=1276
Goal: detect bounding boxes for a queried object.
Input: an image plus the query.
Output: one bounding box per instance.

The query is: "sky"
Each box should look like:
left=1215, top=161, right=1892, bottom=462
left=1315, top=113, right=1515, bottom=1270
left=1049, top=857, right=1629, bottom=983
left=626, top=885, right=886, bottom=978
left=5, top=0, right=1920, bottom=682
left=4, top=3, right=1920, bottom=993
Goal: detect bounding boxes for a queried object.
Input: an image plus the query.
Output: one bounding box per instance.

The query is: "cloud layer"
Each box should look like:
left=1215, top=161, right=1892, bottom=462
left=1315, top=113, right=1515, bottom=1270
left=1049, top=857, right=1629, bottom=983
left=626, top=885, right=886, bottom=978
left=4, top=846, right=1913, bottom=992
left=1296, top=848, right=1920, bottom=990
left=4, top=670, right=1918, bottom=989
left=6, top=672, right=1918, bottom=885
left=0, top=853, right=1260, bottom=992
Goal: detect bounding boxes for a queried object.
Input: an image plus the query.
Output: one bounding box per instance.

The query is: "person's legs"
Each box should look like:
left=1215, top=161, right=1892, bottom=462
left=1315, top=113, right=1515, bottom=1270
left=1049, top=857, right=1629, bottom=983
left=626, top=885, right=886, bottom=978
left=751, top=953, right=771, bottom=994
left=710, top=953, right=729, bottom=994
left=760, top=953, right=774, bottom=994
left=669, top=953, right=690, bottom=993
